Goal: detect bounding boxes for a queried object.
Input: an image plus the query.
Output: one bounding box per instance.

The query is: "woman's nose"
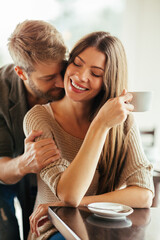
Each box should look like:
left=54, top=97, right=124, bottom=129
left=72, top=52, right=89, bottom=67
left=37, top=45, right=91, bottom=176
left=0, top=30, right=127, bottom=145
left=78, top=68, right=89, bottom=82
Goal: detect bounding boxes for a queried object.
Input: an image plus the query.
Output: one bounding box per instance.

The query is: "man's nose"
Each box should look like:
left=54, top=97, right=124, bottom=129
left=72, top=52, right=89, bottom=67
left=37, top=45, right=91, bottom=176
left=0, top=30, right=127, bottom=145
left=54, top=75, right=64, bottom=88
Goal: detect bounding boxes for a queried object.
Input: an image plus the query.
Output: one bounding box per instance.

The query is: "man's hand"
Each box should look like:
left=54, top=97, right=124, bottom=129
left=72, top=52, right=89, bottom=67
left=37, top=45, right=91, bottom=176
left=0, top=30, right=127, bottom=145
left=19, top=130, right=60, bottom=175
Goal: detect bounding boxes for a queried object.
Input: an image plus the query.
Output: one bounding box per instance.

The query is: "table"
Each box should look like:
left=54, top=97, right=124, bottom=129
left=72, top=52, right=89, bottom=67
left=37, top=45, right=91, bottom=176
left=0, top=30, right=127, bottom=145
left=152, top=170, right=160, bottom=206
left=48, top=206, right=160, bottom=240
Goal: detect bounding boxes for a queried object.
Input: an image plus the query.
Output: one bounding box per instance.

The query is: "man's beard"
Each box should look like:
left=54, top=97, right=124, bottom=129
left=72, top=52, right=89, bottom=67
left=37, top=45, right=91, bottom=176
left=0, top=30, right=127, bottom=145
left=28, top=77, right=65, bottom=102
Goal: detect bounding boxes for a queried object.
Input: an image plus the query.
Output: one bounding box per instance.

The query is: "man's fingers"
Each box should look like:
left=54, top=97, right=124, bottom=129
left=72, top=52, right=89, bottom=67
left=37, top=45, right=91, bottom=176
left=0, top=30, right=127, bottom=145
left=41, top=154, right=60, bottom=168
left=35, top=138, right=57, bottom=149
left=39, top=142, right=59, bottom=155
left=24, top=137, right=60, bottom=173
left=26, top=135, right=57, bottom=149
left=25, top=130, right=43, bottom=143
left=41, top=148, right=60, bottom=160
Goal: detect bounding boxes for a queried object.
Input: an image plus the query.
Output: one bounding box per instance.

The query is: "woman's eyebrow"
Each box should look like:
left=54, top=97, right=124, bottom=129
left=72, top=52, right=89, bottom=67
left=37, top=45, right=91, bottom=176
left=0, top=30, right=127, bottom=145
left=77, top=56, right=104, bottom=71
left=77, top=55, right=85, bottom=63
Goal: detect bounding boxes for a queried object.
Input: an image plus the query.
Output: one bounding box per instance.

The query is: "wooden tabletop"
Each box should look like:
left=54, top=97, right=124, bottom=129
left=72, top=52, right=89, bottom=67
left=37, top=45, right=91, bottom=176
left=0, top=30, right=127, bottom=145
left=48, top=206, right=160, bottom=240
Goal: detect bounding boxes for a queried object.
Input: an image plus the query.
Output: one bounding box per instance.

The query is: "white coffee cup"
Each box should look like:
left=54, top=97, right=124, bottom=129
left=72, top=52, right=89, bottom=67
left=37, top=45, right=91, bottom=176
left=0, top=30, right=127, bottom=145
left=128, top=91, right=153, bottom=112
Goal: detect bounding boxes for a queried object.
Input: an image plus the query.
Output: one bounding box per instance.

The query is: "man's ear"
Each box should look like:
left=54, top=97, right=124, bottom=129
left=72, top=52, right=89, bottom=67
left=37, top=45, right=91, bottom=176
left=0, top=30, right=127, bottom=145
left=14, top=66, right=27, bottom=81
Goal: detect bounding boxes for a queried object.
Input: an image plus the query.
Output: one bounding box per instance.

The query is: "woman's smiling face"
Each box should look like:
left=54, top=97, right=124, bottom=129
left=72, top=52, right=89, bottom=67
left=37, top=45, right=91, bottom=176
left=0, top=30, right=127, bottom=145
left=64, top=47, right=106, bottom=103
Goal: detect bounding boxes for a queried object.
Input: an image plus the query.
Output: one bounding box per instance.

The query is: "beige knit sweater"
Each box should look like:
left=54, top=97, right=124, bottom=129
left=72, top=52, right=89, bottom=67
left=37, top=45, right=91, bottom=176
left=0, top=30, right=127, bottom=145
left=23, top=103, right=154, bottom=240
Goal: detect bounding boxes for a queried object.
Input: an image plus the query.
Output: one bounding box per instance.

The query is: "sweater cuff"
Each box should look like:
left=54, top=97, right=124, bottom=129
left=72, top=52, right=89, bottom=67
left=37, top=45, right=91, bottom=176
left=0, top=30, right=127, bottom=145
left=40, top=158, right=70, bottom=199
left=126, top=167, right=155, bottom=195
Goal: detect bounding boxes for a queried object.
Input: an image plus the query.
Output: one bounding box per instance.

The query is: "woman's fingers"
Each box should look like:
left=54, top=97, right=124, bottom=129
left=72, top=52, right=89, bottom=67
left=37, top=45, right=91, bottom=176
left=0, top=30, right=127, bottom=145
left=29, top=204, right=49, bottom=237
left=29, top=202, right=66, bottom=237
left=125, top=102, right=134, bottom=112
left=120, top=89, right=127, bottom=96
left=38, top=216, right=49, bottom=227
left=120, top=89, right=134, bottom=112
left=121, top=92, right=133, bottom=102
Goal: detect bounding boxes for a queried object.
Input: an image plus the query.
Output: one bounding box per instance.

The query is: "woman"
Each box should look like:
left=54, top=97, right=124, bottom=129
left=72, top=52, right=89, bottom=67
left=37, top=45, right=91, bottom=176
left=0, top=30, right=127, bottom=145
left=24, top=32, right=154, bottom=239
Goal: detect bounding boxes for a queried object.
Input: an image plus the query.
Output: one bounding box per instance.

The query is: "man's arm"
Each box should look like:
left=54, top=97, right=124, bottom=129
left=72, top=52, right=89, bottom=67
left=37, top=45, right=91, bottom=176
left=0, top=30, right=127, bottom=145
left=0, top=130, right=60, bottom=184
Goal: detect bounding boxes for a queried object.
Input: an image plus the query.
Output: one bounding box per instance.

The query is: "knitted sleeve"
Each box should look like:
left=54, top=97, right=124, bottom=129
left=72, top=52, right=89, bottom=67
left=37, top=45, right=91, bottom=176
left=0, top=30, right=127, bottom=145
left=119, top=117, right=154, bottom=194
left=23, top=104, right=70, bottom=197
left=23, top=104, right=54, bottom=139
left=40, top=158, right=70, bottom=198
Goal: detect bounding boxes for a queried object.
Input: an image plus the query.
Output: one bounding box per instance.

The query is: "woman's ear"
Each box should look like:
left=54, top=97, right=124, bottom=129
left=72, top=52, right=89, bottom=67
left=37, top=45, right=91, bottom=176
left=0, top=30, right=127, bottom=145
left=14, top=66, right=27, bottom=81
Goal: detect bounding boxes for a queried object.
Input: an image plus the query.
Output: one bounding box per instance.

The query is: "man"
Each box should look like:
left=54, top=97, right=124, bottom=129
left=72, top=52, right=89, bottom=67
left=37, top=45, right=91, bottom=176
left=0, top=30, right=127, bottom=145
left=0, top=20, right=67, bottom=240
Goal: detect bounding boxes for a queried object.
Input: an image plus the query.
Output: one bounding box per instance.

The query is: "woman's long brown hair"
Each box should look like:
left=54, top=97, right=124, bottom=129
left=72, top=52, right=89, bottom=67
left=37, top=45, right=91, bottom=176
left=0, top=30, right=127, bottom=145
left=68, top=32, right=132, bottom=194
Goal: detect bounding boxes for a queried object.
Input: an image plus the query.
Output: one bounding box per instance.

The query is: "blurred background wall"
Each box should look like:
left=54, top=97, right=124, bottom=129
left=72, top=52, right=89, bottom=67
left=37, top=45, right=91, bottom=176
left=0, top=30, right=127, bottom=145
left=0, top=0, right=160, bottom=156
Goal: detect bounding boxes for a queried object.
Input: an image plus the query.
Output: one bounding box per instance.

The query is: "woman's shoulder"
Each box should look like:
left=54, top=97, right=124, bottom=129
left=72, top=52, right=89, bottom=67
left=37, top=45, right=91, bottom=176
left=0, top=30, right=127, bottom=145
left=25, top=104, right=52, bottom=118
left=23, top=104, right=53, bottom=130
left=29, top=103, right=48, bottom=112
left=23, top=104, right=55, bottom=137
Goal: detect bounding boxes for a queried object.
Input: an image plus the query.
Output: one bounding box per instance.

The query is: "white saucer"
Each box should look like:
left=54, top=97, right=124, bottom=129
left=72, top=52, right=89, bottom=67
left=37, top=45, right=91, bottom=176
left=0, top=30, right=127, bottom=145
left=87, top=202, right=133, bottom=220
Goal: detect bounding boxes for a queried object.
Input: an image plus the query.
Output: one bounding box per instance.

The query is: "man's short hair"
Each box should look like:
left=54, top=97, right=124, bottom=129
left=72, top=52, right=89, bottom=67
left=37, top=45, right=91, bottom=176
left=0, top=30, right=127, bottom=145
left=8, top=20, right=67, bottom=73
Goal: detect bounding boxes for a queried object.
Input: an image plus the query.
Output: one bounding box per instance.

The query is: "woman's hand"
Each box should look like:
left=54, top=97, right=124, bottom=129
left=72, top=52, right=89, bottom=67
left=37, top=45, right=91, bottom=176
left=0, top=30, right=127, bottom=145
left=29, top=201, right=65, bottom=237
left=97, top=89, right=134, bottom=129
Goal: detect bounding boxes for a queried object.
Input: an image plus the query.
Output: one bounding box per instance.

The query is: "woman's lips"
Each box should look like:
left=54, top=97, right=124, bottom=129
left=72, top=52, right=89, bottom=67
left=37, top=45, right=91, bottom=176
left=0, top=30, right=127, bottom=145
left=70, top=79, right=88, bottom=92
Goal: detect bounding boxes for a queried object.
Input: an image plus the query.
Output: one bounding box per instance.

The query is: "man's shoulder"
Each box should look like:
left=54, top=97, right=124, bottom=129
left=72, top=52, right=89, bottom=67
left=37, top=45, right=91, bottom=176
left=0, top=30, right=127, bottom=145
left=0, top=63, right=18, bottom=85
left=0, top=63, right=15, bottom=76
left=0, top=63, right=27, bottom=112
left=0, top=63, right=14, bottom=70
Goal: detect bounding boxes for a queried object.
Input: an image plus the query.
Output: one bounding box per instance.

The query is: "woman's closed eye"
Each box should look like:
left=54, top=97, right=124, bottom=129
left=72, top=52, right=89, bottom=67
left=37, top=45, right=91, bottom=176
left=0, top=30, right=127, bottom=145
left=91, top=71, right=103, bottom=78
left=73, top=57, right=104, bottom=78
left=73, top=59, right=82, bottom=67
left=91, top=68, right=104, bottom=78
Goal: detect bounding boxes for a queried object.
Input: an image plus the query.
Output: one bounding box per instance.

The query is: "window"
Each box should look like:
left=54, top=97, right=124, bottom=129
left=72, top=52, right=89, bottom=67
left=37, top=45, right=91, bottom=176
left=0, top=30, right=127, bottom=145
left=0, top=0, right=125, bottom=65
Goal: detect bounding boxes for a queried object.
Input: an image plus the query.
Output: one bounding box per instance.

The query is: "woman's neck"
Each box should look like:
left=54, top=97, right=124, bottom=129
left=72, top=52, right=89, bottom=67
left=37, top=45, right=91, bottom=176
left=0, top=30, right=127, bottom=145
left=51, top=96, right=92, bottom=139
